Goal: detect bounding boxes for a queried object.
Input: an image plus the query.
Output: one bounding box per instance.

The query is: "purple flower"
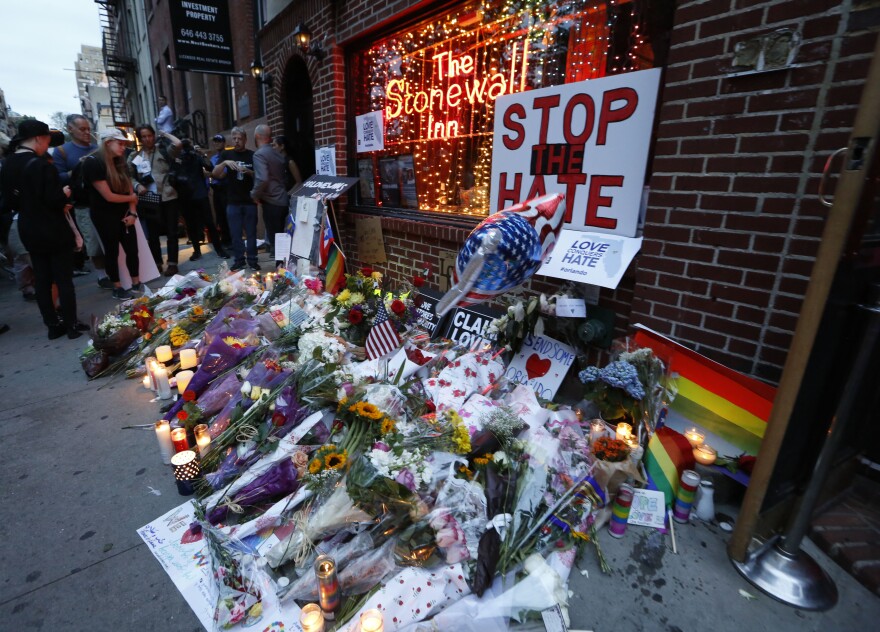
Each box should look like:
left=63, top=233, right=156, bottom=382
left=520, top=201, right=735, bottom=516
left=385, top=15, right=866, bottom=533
left=395, top=467, right=416, bottom=491
left=373, top=441, right=391, bottom=452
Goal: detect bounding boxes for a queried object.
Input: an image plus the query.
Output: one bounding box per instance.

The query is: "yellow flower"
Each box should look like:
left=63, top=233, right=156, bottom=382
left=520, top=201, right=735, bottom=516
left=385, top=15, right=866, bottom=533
left=191, top=306, right=204, bottom=317
left=337, top=397, right=349, bottom=411
left=474, top=455, right=489, bottom=466
left=354, top=401, right=383, bottom=420
left=308, top=459, right=322, bottom=474
left=371, top=271, right=383, bottom=281
left=349, top=292, right=365, bottom=305
left=336, top=289, right=351, bottom=304
left=381, top=418, right=396, bottom=434
left=450, top=414, right=472, bottom=454
left=170, top=326, right=189, bottom=347
left=325, top=451, right=347, bottom=470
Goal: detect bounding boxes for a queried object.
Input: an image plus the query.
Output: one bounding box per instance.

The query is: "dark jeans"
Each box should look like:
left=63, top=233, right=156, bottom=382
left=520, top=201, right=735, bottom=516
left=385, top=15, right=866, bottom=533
left=211, top=185, right=230, bottom=245
left=91, top=212, right=139, bottom=283
left=262, top=202, right=288, bottom=249
left=30, top=249, right=76, bottom=328
left=187, top=196, right=224, bottom=253
left=226, top=203, right=258, bottom=266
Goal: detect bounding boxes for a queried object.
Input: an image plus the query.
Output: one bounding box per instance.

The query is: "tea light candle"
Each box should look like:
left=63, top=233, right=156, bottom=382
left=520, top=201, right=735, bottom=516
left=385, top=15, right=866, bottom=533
left=171, top=427, right=189, bottom=453
left=300, top=603, right=324, bottom=632
left=685, top=427, right=705, bottom=447
left=154, top=420, right=173, bottom=464
left=179, top=348, right=198, bottom=370
left=624, top=434, right=640, bottom=450
left=693, top=444, right=717, bottom=465
left=265, top=273, right=275, bottom=292
left=156, top=345, right=173, bottom=363
left=590, top=419, right=605, bottom=444
left=360, top=608, right=384, bottom=632
left=616, top=422, right=632, bottom=441
left=154, top=365, right=172, bottom=400
left=176, top=370, right=194, bottom=394
left=194, top=424, right=211, bottom=458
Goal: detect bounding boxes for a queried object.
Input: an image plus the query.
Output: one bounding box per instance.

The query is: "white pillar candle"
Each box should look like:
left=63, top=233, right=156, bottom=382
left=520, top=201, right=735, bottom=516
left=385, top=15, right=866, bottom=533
left=145, top=357, right=158, bottom=390
left=266, top=274, right=275, bottom=292
left=154, top=420, right=173, bottom=464
left=194, top=424, right=211, bottom=458
left=179, top=348, right=198, bottom=370
left=154, top=365, right=172, bottom=400
left=360, top=608, right=384, bottom=632
left=142, top=375, right=152, bottom=389
left=176, top=370, right=194, bottom=394
left=156, top=345, right=173, bottom=363
left=590, top=419, right=605, bottom=444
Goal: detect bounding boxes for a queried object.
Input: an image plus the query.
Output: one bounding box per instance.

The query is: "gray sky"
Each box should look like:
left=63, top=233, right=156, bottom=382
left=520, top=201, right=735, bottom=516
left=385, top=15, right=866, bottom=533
left=0, top=0, right=103, bottom=124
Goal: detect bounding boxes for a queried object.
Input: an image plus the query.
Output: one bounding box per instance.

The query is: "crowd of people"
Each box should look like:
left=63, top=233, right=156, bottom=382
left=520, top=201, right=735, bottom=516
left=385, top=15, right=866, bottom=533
left=0, top=98, right=304, bottom=339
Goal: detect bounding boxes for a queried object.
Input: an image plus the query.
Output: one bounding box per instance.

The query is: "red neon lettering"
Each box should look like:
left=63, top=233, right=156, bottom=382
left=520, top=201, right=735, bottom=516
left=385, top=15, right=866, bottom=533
left=497, top=172, right=523, bottom=209
left=563, top=94, right=595, bottom=144
left=597, top=88, right=638, bottom=145
left=502, top=104, right=526, bottom=150
left=533, top=95, right=561, bottom=144
left=585, top=175, right=624, bottom=229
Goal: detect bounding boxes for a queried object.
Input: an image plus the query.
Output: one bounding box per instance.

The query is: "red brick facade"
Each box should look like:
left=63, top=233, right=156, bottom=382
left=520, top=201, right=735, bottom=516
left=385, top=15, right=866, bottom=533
left=258, top=0, right=879, bottom=385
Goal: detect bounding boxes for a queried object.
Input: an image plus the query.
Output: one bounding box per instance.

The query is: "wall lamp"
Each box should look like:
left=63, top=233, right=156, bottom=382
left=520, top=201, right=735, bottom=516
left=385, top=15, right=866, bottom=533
left=250, top=59, right=274, bottom=88
left=293, top=22, right=327, bottom=60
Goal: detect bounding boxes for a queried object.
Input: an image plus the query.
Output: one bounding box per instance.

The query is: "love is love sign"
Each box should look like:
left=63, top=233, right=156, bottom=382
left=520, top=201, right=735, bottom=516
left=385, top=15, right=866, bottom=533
left=504, top=332, right=576, bottom=401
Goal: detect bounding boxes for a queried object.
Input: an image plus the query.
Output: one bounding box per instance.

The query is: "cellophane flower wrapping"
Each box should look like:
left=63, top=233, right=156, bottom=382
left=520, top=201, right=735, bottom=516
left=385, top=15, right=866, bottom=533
left=280, top=532, right=376, bottom=601
left=207, top=456, right=300, bottom=525
left=422, top=351, right=504, bottom=413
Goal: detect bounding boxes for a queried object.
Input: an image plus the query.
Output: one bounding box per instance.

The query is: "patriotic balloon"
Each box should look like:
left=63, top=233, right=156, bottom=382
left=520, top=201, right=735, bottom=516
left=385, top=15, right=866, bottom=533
left=435, top=193, right=566, bottom=317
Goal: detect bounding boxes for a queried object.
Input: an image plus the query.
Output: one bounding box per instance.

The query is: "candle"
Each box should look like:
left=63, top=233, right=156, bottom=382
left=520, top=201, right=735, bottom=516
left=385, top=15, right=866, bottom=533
left=176, top=370, right=194, bottom=394
left=693, top=444, right=717, bottom=466
left=360, top=608, right=384, bottom=632
left=156, top=345, right=173, bottom=363
left=171, top=427, right=189, bottom=453
left=314, top=554, right=340, bottom=617
left=265, top=274, right=275, bottom=292
left=145, top=357, right=158, bottom=390
left=170, top=450, right=199, bottom=496
left=142, top=375, right=152, bottom=389
left=684, top=427, right=705, bottom=447
left=616, top=422, right=632, bottom=441
left=154, top=420, right=173, bottom=464
left=194, top=424, right=211, bottom=458
left=154, top=365, right=172, bottom=400
left=179, top=348, right=198, bottom=370
left=299, top=603, right=324, bottom=632
left=624, top=434, right=640, bottom=450
left=589, top=419, right=605, bottom=444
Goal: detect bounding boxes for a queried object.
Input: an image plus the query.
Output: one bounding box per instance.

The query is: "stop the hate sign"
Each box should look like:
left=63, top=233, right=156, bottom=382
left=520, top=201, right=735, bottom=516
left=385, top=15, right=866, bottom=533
left=490, top=68, right=661, bottom=238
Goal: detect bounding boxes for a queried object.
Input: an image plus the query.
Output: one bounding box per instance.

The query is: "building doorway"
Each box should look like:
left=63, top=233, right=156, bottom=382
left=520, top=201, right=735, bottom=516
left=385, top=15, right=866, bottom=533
left=281, top=56, right=316, bottom=179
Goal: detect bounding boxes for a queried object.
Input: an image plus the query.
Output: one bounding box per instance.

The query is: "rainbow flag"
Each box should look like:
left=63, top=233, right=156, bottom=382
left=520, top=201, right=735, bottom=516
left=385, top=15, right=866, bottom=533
left=324, top=243, right=346, bottom=294
left=645, top=427, right=696, bottom=506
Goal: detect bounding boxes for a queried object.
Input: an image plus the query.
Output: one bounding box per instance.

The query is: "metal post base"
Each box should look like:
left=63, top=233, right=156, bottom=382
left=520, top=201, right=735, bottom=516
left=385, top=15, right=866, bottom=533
left=732, top=535, right=838, bottom=611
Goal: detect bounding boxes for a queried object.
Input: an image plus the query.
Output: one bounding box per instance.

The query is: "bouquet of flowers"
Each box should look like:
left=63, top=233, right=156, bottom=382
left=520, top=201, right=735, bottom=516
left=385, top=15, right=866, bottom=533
left=578, top=360, right=645, bottom=426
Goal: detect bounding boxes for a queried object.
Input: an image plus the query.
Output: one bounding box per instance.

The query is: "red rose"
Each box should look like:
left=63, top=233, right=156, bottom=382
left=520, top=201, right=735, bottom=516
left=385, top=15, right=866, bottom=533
left=413, top=276, right=425, bottom=287
left=271, top=412, right=287, bottom=427
left=738, top=455, right=757, bottom=475
left=390, top=299, right=406, bottom=315
left=348, top=308, right=364, bottom=324
left=360, top=267, right=373, bottom=277
left=182, top=390, right=196, bottom=402
left=425, top=400, right=436, bottom=413
left=176, top=410, right=189, bottom=422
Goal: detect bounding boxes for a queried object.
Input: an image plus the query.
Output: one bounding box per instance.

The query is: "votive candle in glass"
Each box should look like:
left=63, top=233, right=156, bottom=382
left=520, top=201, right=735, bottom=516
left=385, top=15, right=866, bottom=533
left=299, top=603, right=324, bottom=632
left=314, top=554, right=340, bottom=617
left=154, top=420, right=173, bottom=464
left=179, top=348, right=198, bottom=370
left=176, top=370, right=194, bottom=394
left=154, top=365, right=172, bottom=400
left=171, top=427, right=189, bottom=453
left=685, top=427, right=705, bottom=447
left=693, top=444, right=717, bottom=466
left=142, top=375, right=152, bottom=389
left=624, top=434, right=640, bottom=450
left=616, top=422, right=632, bottom=441
left=194, top=424, right=210, bottom=458
left=590, top=419, right=605, bottom=444
left=156, top=345, right=173, bottom=363
left=360, top=608, right=384, bottom=632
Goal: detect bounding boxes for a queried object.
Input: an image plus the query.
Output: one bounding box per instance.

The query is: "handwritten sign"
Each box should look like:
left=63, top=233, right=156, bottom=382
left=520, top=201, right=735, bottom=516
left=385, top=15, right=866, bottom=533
left=504, top=333, right=575, bottom=401
left=356, top=215, right=387, bottom=263
left=627, top=488, right=667, bottom=529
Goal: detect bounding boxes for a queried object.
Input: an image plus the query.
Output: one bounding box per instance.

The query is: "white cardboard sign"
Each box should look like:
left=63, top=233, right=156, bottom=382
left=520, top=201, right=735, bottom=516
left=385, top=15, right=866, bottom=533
left=538, top=229, right=642, bottom=289
left=628, top=488, right=667, bottom=529
left=356, top=110, right=385, bottom=152
left=490, top=68, right=661, bottom=237
left=503, top=332, right=576, bottom=401
left=315, top=146, right=337, bottom=175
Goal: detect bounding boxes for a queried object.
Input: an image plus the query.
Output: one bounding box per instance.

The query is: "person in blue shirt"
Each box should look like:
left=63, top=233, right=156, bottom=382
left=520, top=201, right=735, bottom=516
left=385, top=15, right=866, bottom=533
left=154, top=96, right=174, bottom=134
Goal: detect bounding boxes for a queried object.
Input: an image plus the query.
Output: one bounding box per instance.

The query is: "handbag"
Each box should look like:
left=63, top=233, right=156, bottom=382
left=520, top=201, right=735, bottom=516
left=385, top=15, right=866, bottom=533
left=136, top=191, right=161, bottom=221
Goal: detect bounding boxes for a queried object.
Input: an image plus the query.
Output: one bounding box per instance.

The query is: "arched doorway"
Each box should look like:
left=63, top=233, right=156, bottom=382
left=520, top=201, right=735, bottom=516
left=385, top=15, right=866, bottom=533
left=282, top=55, right=316, bottom=179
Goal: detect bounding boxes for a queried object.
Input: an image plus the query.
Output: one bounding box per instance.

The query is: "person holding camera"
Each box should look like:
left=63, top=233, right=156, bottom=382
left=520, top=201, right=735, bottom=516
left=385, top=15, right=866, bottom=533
left=128, top=125, right=182, bottom=276
left=176, top=139, right=228, bottom=261
left=211, top=127, right=256, bottom=272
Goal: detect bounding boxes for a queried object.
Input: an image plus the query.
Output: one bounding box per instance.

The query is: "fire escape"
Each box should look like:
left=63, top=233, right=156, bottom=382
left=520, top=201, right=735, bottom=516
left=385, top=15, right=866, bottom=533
left=96, top=0, right=135, bottom=128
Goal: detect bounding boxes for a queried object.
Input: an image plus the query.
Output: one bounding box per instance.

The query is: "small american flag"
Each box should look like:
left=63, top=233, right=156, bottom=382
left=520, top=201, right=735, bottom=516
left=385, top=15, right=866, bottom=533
left=365, top=302, right=401, bottom=360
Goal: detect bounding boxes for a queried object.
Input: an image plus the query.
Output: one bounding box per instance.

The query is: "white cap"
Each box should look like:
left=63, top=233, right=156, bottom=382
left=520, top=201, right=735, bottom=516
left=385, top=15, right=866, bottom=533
left=99, top=127, right=129, bottom=143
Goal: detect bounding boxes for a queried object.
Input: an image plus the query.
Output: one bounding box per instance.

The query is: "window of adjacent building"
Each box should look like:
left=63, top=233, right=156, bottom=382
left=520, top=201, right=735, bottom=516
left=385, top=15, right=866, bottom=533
left=349, top=0, right=657, bottom=219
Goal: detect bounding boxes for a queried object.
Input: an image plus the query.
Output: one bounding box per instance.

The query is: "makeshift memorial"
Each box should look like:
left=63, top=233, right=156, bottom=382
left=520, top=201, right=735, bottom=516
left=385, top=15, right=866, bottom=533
left=608, top=483, right=634, bottom=538
left=154, top=420, right=173, bottom=464
left=591, top=436, right=643, bottom=496
left=672, top=469, right=700, bottom=523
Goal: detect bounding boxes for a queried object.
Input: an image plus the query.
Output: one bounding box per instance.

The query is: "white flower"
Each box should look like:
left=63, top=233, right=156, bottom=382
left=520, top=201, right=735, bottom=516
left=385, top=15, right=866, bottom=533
left=493, top=451, right=508, bottom=466
left=241, top=381, right=252, bottom=395
left=513, top=303, right=525, bottom=322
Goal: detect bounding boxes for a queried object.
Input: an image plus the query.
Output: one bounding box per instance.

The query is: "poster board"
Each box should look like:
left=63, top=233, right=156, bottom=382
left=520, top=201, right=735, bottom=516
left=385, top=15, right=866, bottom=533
left=435, top=303, right=502, bottom=349
left=356, top=215, right=387, bottom=263
left=315, top=146, right=336, bottom=175
left=398, top=154, right=418, bottom=208
left=290, top=196, right=321, bottom=260
left=627, top=489, right=667, bottom=529
left=538, top=230, right=642, bottom=289
left=356, top=110, right=385, bottom=152
left=379, top=157, right=401, bottom=206
left=503, top=333, right=576, bottom=401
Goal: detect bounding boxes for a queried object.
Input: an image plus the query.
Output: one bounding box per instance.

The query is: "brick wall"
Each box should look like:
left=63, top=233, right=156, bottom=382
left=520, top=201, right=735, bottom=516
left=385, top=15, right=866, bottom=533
left=260, top=0, right=878, bottom=385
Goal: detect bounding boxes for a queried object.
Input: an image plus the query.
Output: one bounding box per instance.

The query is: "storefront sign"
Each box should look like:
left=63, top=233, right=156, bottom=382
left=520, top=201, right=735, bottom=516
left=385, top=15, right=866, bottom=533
left=169, top=0, right=235, bottom=74
left=504, top=333, right=575, bottom=401
left=538, top=230, right=642, bottom=289
left=490, top=69, right=661, bottom=237
left=356, top=111, right=385, bottom=152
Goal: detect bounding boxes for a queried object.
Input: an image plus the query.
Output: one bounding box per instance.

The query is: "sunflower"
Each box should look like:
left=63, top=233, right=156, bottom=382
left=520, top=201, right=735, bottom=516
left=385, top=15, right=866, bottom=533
left=380, top=417, right=396, bottom=434
left=352, top=401, right=383, bottom=420
left=325, top=451, right=347, bottom=470
left=337, top=396, right=349, bottom=411
left=473, top=453, right=494, bottom=466
left=308, top=459, right=322, bottom=474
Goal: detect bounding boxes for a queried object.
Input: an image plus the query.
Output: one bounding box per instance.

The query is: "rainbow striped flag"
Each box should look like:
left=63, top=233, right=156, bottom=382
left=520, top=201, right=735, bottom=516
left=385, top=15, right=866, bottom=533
left=324, top=243, right=346, bottom=294
left=645, top=427, right=696, bottom=506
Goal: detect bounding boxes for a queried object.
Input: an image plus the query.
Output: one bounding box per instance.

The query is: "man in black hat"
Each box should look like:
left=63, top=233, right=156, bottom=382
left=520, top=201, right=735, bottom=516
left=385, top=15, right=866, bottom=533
left=0, top=120, right=88, bottom=340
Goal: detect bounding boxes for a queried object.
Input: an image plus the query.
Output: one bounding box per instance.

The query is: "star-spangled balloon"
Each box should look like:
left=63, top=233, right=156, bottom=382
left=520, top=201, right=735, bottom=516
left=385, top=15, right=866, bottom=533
left=436, top=193, right=566, bottom=317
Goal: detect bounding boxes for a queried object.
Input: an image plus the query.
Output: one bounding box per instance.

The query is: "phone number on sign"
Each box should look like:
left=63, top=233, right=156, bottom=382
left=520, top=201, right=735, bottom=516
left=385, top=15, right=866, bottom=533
left=179, top=29, right=224, bottom=43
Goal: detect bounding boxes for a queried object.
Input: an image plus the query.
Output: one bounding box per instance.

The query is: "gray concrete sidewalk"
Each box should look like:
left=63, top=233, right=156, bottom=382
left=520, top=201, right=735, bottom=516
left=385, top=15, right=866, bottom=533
left=0, top=246, right=878, bottom=632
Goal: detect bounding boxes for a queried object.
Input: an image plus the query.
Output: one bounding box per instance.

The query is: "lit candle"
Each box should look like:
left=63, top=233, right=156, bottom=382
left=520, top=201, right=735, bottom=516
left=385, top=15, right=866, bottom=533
left=693, top=444, right=717, bottom=466
left=176, top=370, right=194, bottom=394
left=145, top=357, right=159, bottom=390
left=171, top=427, right=189, bottom=453
left=616, top=422, right=632, bottom=441
left=685, top=427, right=705, bottom=447
left=154, top=365, right=172, bottom=400
left=624, top=434, right=640, bottom=450
left=590, top=419, right=605, bottom=444
left=142, top=375, right=152, bottom=389
left=179, top=348, right=198, bottom=370
left=265, top=273, right=275, bottom=292
left=156, top=345, right=173, bottom=363
left=360, top=608, right=384, bottom=632
left=154, top=420, right=173, bottom=464
left=194, top=424, right=210, bottom=458
left=314, top=554, right=340, bottom=617
left=299, top=603, right=324, bottom=632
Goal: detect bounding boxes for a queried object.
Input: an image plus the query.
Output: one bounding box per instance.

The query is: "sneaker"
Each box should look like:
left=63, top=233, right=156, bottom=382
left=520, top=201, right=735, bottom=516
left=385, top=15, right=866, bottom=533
left=249, top=262, right=262, bottom=272
left=73, top=268, right=91, bottom=277
left=164, top=264, right=179, bottom=277
left=230, top=261, right=246, bottom=272
left=190, top=251, right=202, bottom=262
left=130, top=283, right=144, bottom=294
left=48, top=323, right=66, bottom=340
left=97, top=277, right=115, bottom=290
left=112, top=288, right=133, bottom=300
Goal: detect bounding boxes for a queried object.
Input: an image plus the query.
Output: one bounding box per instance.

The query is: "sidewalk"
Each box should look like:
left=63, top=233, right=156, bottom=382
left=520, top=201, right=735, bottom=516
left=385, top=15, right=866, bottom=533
left=1, top=244, right=878, bottom=631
